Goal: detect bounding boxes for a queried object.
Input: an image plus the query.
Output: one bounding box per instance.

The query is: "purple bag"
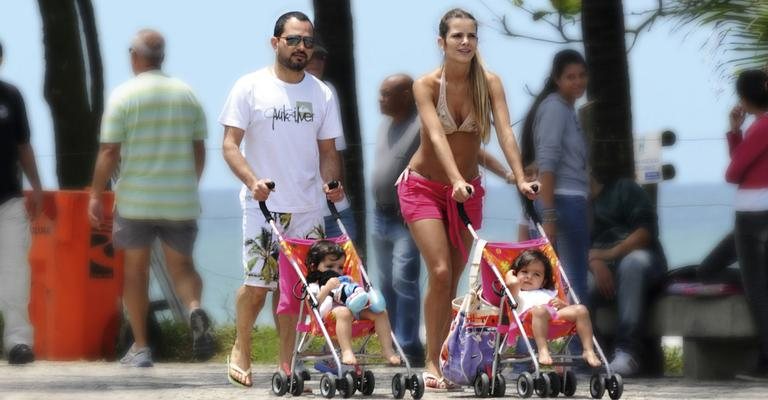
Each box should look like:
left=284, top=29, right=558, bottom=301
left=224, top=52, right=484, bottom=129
left=439, top=295, right=498, bottom=386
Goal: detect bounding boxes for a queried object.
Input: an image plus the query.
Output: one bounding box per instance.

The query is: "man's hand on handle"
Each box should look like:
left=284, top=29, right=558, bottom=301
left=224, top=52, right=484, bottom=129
left=249, top=178, right=275, bottom=202
left=324, top=181, right=345, bottom=203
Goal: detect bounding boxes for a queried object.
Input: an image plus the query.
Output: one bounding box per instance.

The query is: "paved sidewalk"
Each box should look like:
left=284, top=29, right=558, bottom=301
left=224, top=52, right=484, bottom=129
left=0, top=362, right=766, bottom=399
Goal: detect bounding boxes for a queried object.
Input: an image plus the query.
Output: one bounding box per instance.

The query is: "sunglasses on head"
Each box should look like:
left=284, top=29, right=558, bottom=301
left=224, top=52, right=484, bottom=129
left=279, top=35, right=315, bottom=49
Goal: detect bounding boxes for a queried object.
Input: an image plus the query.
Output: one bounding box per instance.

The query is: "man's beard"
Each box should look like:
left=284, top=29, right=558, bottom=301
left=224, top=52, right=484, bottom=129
left=278, top=52, right=308, bottom=72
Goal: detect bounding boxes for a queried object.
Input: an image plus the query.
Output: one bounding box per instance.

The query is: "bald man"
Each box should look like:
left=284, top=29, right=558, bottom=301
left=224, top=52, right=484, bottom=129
left=370, top=74, right=425, bottom=365
left=89, top=29, right=213, bottom=367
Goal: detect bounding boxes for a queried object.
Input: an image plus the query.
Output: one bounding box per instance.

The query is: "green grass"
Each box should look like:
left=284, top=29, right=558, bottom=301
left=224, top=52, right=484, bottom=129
left=1, top=311, right=686, bottom=374
left=664, top=345, right=683, bottom=376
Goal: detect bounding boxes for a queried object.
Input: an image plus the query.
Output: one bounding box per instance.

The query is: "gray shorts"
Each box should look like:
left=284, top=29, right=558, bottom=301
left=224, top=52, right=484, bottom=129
left=113, top=211, right=198, bottom=256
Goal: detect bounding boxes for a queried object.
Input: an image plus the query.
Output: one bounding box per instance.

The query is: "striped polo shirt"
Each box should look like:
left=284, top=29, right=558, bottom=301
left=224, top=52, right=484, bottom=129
left=101, top=70, right=207, bottom=220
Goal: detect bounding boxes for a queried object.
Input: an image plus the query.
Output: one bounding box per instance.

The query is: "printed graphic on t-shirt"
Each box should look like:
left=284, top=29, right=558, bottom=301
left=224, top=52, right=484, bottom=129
left=266, top=101, right=314, bottom=130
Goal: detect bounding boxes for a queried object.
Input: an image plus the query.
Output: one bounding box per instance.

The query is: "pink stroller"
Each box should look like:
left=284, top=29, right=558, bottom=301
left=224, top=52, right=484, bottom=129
left=440, top=197, right=624, bottom=399
left=263, top=182, right=424, bottom=399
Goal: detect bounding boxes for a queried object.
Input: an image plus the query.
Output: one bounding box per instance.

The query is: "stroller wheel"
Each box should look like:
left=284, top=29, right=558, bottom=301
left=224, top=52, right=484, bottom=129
left=360, top=370, right=375, bottom=396
left=301, top=369, right=311, bottom=381
left=517, top=372, right=535, bottom=398
left=391, top=373, right=406, bottom=399
left=535, top=372, right=551, bottom=398
left=606, top=374, right=623, bottom=400
left=290, top=373, right=305, bottom=397
left=492, top=373, right=506, bottom=397
left=271, top=370, right=289, bottom=396
left=320, top=372, right=336, bottom=399
left=409, top=373, right=425, bottom=399
left=342, top=371, right=357, bottom=397
left=473, top=372, right=490, bottom=397
left=561, top=370, right=577, bottom=397
left=547, top=372, right=561, bottom=397
left=339, top=372, right=355, bottom=398
left=589, top=374, right=605, bottom=399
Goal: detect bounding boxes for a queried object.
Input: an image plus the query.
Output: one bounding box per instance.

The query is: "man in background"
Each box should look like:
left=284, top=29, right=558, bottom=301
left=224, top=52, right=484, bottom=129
left=371, top=74, right=423, bottom=365
left=0, top=39, right=42, bottom=365
left=89, top=29, right=214, bottom=368
left=588, top=176, right=667, bottom=376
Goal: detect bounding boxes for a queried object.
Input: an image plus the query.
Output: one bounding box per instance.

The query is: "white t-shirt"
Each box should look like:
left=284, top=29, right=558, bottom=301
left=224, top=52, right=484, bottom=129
left=219, top=67, right=342, bottom=212
left=517, top=288, right=557, bottom=314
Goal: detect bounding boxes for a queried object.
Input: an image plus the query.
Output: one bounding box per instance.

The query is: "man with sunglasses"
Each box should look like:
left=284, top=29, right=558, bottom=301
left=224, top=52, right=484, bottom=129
left=219, top=11, right=343, bottom=388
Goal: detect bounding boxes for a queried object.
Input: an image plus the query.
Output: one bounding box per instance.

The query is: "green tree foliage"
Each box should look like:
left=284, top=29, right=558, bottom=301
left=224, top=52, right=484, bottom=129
left=671, top=0, right=768, bottom=70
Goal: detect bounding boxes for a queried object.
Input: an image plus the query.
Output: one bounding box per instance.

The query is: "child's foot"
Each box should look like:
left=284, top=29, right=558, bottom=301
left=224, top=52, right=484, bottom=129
left=341, top=350, right=358, bottom=365
left=583, top=350, right=602, bottom=368
left=538, top=350, right=553, bottom=366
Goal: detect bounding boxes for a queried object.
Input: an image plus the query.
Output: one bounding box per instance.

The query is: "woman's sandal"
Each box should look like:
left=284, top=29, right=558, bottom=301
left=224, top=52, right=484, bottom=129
left=226, top=356, right=252, bottom=388
left=422, top=371, right=461, bottom=391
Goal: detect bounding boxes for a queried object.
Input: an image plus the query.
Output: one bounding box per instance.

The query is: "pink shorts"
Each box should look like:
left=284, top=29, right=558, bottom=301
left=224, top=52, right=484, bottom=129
left=396, top=169, right=484, bottom=259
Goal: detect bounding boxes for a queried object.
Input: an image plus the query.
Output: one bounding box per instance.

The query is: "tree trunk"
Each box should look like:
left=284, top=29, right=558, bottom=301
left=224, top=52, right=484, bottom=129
left=581, top=0, right=634, bottom=182
left=38, top=0, right=102, bottom=189
left=312, top=0, right=367, bottom=253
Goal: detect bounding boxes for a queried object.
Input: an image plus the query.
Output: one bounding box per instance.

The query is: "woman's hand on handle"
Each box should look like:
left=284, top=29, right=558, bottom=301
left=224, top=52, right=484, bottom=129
left=249, top=179, right=274, bottom=201
left=451, top=179, right=473, bottom=203
left=517, top=180, right=540, bottom=200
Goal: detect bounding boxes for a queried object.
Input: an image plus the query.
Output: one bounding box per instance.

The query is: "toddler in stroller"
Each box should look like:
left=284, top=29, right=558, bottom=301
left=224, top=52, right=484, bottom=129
left=504, top=249, right=601, bottom=368
left=305, top=239, right=401, bottom=366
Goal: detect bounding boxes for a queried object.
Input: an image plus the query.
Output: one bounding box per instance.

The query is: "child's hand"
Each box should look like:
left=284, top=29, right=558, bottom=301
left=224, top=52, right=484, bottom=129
left=325, top=277, right=341, bottom=290
left=549, top=298, right=566, bottom=310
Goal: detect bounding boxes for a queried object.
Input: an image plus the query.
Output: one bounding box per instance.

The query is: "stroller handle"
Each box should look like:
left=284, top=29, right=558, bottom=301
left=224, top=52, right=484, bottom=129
left=521, top=183, right=541, bottom=225
left=456, top=185, right=474, bottom=228
left=257, top=181, right=277, bottom=222
left=325, top=180, right=341, bottom=217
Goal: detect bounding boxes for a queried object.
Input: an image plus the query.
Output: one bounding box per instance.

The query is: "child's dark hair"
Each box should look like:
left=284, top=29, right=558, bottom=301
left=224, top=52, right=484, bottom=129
left=306, top=239, right=345, bottom=271
left=736, top=69, right=768, bottom=109
left=512, top=249, right=555, bottom=290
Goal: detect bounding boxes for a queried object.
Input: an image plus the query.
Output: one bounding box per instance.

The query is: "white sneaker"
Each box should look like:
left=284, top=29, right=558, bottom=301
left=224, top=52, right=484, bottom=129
left=609, top=350, right=638, bottom=376
left=120, top=345, right=153, bottom=368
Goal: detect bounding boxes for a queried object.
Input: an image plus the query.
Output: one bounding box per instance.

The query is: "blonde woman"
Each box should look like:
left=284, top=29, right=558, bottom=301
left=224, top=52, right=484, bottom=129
left=396, top=8, right=538, bottom=389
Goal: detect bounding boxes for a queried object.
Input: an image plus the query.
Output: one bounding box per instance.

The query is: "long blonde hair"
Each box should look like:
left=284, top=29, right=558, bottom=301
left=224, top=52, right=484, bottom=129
left=439, top=8, right=491, bottom=143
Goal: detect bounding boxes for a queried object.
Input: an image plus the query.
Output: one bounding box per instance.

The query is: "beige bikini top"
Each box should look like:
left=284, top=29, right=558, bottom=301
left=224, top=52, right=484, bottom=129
left=436, top=68, right=479, bottom=135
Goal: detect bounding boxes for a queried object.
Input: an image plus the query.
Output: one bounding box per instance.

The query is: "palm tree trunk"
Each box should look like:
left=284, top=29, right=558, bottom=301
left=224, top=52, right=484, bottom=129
left=312, top=0, right=367, bottom=253
left=581, top=0, right=635, bottom=181
left=38, top=0, right=102, bottom=189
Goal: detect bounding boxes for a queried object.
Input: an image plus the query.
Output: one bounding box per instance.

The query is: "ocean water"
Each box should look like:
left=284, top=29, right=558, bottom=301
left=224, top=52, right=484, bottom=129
left=187, top=181, right=736, bottom=325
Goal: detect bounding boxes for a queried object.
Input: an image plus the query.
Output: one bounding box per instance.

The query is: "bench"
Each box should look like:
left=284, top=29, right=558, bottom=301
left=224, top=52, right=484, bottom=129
left=594, top=294, right=758, bottom=379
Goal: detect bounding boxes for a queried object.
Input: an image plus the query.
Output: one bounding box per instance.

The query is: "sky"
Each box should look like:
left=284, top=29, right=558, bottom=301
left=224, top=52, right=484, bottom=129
left=0, top=0, right=737, bottom=190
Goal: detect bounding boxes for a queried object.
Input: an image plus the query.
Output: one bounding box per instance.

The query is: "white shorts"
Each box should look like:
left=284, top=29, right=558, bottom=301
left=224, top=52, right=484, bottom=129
left=242, top=206, right=325, bottom=288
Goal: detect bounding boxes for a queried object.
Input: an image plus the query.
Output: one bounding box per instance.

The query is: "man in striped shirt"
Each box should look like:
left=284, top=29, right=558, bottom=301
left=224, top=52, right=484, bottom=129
left=88, top=29, right=213, bottom=367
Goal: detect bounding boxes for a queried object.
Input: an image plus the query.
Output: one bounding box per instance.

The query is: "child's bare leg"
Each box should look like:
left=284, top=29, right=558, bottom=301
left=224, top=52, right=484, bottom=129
left=530, top=306, right=553, bottom=365
left=333, top=307, right=357, bottom=365
left=555, top=305, right=601, bottom=367
left=361, top=310, right=401, bottom=365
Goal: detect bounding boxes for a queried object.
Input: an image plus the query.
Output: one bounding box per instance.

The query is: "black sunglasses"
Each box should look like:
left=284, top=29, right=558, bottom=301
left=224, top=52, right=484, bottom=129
left=279, top=35, right=315, bottom=49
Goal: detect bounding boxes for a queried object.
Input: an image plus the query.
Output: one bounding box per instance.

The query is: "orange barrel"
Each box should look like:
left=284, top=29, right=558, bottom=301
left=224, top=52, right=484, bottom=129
left=28, top=190, right=124, bottom=360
